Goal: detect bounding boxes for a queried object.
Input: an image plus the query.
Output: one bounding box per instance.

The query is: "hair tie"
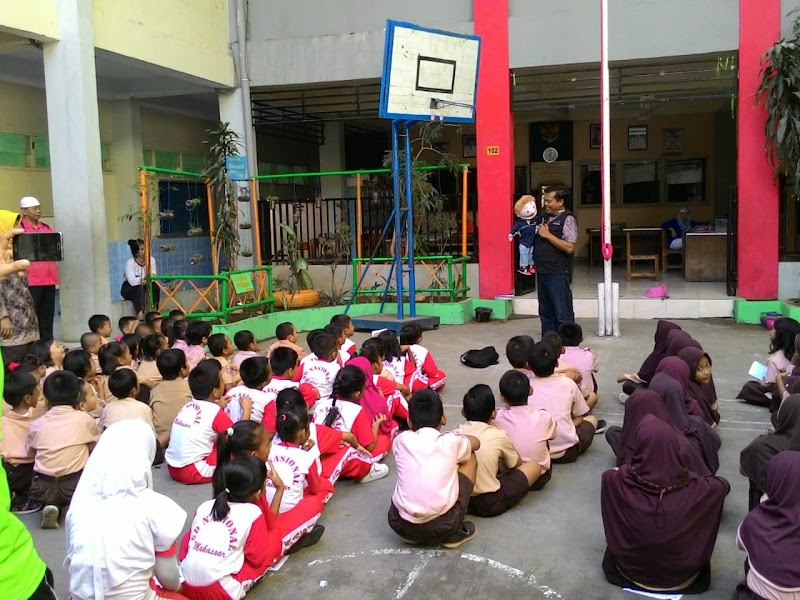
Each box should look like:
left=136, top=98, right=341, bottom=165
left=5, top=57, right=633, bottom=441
left=279, top=413, right=287, bottom=422
left=226, top=427, right=234, bottom=436
left=224, top=488, right=230, bottom=494
left=8, top=362, right=19, bottom=372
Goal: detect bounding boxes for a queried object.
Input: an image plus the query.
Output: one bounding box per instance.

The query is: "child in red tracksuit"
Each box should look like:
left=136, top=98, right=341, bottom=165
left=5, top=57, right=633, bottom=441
left=400, top=322, right=446, bottom=391
left=265, top=347, right=319, bottom=414
left=165, top=360, right=233, bottom=485
left=360, top=340, right=410, bottom=422
left=274, top=388, right=370, bottom=500
left=212, top=421, right=326, bottom=556
left=312, top=365, right=391, bottom=484
left=377, top=330, right=426, bottom=392
left=180, top=454, right=325, bottom=600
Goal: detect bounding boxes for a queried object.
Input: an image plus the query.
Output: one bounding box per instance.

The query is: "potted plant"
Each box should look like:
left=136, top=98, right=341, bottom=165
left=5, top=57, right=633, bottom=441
left=273, top=223, right=320, bottom=309
left=203, top=122, right=242, bottom=272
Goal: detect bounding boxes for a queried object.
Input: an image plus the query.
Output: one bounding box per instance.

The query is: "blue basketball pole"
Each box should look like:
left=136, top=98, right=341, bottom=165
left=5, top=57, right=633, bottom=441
left=404, top=121, right=417, bottom=317
left=391, top=120, right=405, bottom=320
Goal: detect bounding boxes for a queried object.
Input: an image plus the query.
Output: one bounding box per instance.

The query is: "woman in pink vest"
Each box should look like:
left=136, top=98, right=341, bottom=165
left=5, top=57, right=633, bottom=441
left=18, top=197, right=59, bottom=341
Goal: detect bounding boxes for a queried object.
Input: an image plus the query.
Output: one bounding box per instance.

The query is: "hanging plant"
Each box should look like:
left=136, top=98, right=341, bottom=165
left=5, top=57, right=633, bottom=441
left=757, top=10, right=800, bottom=200
left=203, top=122, right=242, bottom=271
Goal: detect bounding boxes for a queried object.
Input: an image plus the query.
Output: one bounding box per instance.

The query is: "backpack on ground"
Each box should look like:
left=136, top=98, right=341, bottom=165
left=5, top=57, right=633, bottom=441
left=460, top=346, right=500, bottom=369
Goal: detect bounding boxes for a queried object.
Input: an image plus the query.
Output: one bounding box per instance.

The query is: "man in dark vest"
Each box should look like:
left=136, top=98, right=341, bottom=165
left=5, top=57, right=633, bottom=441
left=534, top=186, right=577, bottom=336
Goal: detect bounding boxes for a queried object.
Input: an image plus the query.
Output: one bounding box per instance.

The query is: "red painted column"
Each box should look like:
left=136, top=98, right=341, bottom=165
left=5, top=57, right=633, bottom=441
left=738, top=0, right=780, bottom=299
left=474, top=0, right=514, bottom=298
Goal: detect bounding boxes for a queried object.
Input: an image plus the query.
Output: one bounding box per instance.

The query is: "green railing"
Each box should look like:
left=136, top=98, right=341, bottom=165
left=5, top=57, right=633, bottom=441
left=149, top=266, right=275, bottom=321
left=351, top=255, right=471, bottom=303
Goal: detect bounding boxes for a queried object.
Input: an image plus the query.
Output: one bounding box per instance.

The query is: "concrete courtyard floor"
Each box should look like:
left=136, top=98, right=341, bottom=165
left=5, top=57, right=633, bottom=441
left=24, top=316, right=773, bottom=599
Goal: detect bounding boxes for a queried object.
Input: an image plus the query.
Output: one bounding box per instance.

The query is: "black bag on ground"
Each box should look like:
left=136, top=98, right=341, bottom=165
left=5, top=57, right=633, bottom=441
left=460, top=346, right=499, bottom=369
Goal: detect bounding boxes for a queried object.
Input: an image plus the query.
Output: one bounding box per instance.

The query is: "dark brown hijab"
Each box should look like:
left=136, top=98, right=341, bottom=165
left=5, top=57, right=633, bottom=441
left=665, top=329, right=701, bottom=357
left=740, top=395, right=800, bottom=495
left=739, top=451, right=800, bottom=588
left=649, top=372, right=721, bottom=473
left=654, top=357, right=707, bottom=422
left=636, top=320, right=681, bottom=383
left=615, top=389, right=711, bottom=476
left=601, top=416, right=729, bottom=591
left=677, top=347, right=720, bottom=426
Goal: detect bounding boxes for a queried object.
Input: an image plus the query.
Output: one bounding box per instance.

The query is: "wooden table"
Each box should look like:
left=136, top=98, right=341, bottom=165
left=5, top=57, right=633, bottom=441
left=625, top=227, right=663, bottom=280
left=586, top=226, right=625, bottom=266
left=684, top=230, right=727, bottom=281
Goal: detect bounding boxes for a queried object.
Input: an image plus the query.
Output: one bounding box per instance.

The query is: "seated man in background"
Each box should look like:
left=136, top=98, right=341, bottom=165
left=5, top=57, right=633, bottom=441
left=661, top=207, right=696, bottom=250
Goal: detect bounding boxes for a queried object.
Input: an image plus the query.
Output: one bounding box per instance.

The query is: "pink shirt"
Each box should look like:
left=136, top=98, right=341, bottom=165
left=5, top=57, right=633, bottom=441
left=184, top=345, right=206, bottom=371
left=562, top=346, right=598, bottom=395
left=19, top=217, right=59, bottom=286
left=493, top=406, right=557, bottom=471
left=528, top=375, right=591, bottom=456
left=231, top=350, right=259, bottom=369
left=391, top=428, right=471, bottom=523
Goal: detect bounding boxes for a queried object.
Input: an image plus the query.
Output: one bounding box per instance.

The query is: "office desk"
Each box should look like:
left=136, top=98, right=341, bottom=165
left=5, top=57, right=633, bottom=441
left=684, top=230, right=727, bottom=281
left=586, top=227, right=625, bottom=266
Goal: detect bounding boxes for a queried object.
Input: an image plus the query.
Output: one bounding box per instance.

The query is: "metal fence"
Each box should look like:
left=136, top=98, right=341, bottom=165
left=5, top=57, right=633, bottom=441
left=257, top=195, right=477, bottom=265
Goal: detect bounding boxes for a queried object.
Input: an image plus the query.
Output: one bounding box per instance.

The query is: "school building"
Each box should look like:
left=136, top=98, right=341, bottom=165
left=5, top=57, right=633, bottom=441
left=0, top=0, right=797, bottom=338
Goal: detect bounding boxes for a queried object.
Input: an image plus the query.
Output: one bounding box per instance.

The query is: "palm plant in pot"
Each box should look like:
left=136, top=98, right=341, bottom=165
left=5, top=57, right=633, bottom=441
left=273, top=223, right=319, bottom=309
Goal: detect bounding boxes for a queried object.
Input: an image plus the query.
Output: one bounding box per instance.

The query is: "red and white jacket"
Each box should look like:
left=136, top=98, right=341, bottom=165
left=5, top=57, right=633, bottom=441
left=341, top=338, right=357, bottom=357
left=225, top=385, right=275, bottom=427
left=264, top=442, right=320, bottom=513
left=408, top=344, right=446, bottom=390
left=312, top=398, right=384, bottom=460
left=165, top=400, right=232, bottom=468
left=298, top=355, right=340, bottom=403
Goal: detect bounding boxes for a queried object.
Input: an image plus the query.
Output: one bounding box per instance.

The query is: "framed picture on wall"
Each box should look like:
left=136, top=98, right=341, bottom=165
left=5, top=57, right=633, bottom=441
left=462, top=134, right=477, bottom=158
left=589, top=124, right=601, bottom=149
left=628, top=125, right=648, bottom=151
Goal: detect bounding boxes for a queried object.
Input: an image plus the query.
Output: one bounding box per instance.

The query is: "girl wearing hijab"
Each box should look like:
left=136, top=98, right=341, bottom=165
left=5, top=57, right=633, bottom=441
left=665, top=329, right=702, bottom=358
left=605, top=389, right=711, bottom=476
left=677, top=347, right=720, bottom=427
left=649, top=363, right=722, bottom=474
left=601, top=416, right=729, bottom=594
left=737, top=317, right=800, bottom=408
left=733, top=451, right=800, bottom=600
left=654, top=356, right=708, bottom=423
left=739, top=395, right=800, bottom=511
left=65, top=420, right=187, bottom=600
left=618, top=320, right=681, bottom=397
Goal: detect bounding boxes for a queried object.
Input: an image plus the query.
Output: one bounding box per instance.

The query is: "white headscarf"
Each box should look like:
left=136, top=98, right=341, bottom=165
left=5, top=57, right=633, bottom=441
left=65, top=420, right=172, bottom=600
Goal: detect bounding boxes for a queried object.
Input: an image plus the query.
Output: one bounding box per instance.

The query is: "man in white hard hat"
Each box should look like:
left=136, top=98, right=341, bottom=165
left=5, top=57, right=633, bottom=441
left=18, top=197, right=59, bottom=341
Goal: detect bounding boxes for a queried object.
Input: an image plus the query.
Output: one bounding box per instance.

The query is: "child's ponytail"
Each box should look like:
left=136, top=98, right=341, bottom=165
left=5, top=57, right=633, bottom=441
left=276, top=405, right=308, bottom=444
left=377, top=330, right=402, bottom=361
left=211, top=456, right=267, bottom=521
left=214, top=421, right=265, bottom=496
left=99, top=342, right=125, bottom=376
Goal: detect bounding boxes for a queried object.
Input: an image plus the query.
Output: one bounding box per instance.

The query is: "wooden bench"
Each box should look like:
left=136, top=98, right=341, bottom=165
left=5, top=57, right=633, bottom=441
left=625, top=228, right=662, bottom=281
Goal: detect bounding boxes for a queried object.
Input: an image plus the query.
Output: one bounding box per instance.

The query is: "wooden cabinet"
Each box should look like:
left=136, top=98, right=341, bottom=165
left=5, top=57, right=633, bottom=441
left=684, top=231, right=727, bottom=282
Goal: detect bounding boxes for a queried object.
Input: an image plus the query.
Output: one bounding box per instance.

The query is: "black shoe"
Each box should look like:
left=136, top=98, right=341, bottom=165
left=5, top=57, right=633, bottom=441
left=441, top=521, right=476, bottom=549
left=594, top=419, right=608, bottom=435
left=286, top=524, right=325, bottom=554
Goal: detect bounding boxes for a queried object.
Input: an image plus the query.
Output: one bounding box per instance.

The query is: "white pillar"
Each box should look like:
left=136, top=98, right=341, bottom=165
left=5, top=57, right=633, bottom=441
left=110, top=99, right=144, bottom=240
left=43, top=0, right=112, bottom=340
left=320, top=122, right=346, bottom=198
left=219, top=89, right=255, bottom=269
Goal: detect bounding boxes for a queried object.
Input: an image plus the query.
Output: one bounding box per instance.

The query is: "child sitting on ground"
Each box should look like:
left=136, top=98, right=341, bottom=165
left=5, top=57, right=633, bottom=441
left=169, top=318, right=189, bottom=352
left=118, top=316, right=139, bottom=340
left=506, top=334, right=536, bottom=384
left=208, top=333, right=242, bottom=390
left=265, top=405, right=327, bottom=531
left=135, top=334, right=166, bottom=389
left=63, top=350, right=103, bottom=420
left=1, top=371, right=44, bottom=513
left=359, top=343, right=410, bottom=422
left=169, top=309, right=186, bottom=321
left=99, top=369, right=154, bottom=433
left=26, top=371, right=99, bottom=528
left=456, top=384, right=546, bottom=517
left=80, top=331, right=103, bottom=376
left=30, top=339, right=65, bottom=381
left=493, top=371, right=557, bottom=490
left=400, top=322, right=446, bottom=391
left=180, top=457, right=288, bottom=599
left=96, top=341, right=134, bottom=404
left=275, top=388, right=370, bottom=499
left=184, top=321, right=212, bottom=371
left=267, top=322, right=307, bottom=359
left=542, top=331, right=597, bottom=408
left=378, top=330, right=424, bottom=392
left=558, top=322, right=599, bottom=397
left=149, top=349, right=192, bottom=448
left=324, top=323, right=350, bottom=365
left=88, top=314, right=112, bottom=344
left=225, top=357, right=272, bottom=425
left=298, top=333, right=341, bottom=403
left=165, top=360, right=233, bottom=484
left=528, top=342, right=599, bottom=463
left=265, top=348, right=319, bottom=409
left=214, top=421, right=327, bottom=554
left=388, top=389, right=481, bottom=548
left=231, top=329, right=260, bottom=368
left=134, top=323, right=154, bottom=338
left=331, top=314, right=357, bottom=357
left=312, top=365, right=391, bottom=483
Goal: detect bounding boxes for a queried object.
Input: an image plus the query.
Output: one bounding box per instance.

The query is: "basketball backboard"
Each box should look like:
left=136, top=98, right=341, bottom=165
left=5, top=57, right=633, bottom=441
left=379, top=20, right=480, bottom=123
